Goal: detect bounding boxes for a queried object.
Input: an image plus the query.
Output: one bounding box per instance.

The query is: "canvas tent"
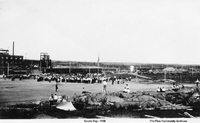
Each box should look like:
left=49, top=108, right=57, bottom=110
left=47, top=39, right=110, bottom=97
left=162, top=67, right=175, bottom=80
left=163, top=67, right=175, bottom=72
left=56, top=102, right=76, bottom=111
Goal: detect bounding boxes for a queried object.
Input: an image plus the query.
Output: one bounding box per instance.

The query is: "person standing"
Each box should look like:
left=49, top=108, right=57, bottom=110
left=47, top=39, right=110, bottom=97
left=112, top=77, right=114, bottom=85
left=117, top=77, right=120, bottom=84
left=3, top=74, right=6, bottom=80
left=102, top=79, right=107, bottom=93
left=49, top=94, right=54, bottom=108
left=196, top=79, right=199, bottom=87
left=55, top=83, right=58, bottom=92
left=48, top=76, right=51, bottom=83
left=53, top=94, right=58, bottom=103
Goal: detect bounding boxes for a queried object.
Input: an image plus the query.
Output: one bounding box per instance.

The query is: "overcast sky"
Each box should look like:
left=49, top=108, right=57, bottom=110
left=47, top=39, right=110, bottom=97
left=1, top=0, right=200, bottom=64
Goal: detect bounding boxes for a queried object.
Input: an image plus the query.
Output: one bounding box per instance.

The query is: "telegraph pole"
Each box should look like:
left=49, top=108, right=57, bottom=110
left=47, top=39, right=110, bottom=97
left=7, top=63, right=9, bottom=76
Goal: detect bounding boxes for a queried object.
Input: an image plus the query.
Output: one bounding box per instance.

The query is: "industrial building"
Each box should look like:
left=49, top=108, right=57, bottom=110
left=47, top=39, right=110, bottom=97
left=23, top=59, right=40, bottom=69
left=0, top=49, right=24, bottom=75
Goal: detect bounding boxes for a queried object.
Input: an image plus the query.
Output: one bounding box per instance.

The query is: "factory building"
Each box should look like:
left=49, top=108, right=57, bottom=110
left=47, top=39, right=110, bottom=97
left=0, top=49, right=24, bottom=75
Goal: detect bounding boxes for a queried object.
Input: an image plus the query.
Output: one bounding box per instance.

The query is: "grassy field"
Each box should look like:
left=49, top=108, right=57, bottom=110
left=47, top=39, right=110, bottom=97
left=0, top=78, right=194, bottom=107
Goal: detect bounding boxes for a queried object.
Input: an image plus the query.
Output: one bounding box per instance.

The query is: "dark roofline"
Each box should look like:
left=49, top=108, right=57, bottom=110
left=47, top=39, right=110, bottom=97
left=0, top=54, right=23, bottom=57
left=24, top=59, right=40, bottom=61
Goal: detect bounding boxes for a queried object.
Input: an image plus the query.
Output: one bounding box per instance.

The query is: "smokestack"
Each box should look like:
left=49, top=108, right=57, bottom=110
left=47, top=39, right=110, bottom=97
left=13, top=41, right=14, bottom=56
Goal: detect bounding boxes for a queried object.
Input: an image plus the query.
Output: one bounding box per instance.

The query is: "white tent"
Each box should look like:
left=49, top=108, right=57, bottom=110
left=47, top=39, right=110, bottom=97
left=56, top=102, right=76, bottom=111
left=162, top=67, right=175, bottom=72
left=162, top=67, right=175, bottom=80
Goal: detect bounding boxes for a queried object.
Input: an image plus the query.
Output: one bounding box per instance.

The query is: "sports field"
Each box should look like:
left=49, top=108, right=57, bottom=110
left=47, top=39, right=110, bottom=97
left=0, top=78, right=193, bottom=106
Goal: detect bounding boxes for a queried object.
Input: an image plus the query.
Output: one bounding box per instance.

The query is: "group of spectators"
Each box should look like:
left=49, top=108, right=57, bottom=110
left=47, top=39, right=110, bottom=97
left=36, top=73, right=110, bottom=84
left=36, top=73, right=132, bottom=85
left=111, top=76, right=132, bottom=85
left=171, top=83, right=185, bottom=91
left=156, top=82, right=185, bottom=92
left=2, top=74, right=32, bottom=81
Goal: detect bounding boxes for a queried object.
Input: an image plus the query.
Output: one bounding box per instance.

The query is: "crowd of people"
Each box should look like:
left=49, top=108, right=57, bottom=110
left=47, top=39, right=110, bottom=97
left=36, top=73, right=108, bottom=84
left=156, top=82, right=186, bottom=92
left=36, top=73, right=132, bottom=86
left=2, top=73, right=32, bottom=81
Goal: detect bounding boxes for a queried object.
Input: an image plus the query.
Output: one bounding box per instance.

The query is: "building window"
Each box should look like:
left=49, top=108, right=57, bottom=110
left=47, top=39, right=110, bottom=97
left=19, top=57, right=22, bottom=60
left=10, top=57, right=13, bottom=60
left=6, top=57, right=8, bottom=59
left=15, top=57, right=17, bottom=60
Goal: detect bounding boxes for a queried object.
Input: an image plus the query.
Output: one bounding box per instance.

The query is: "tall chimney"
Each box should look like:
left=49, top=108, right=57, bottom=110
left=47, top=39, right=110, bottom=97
left=13, top=41, right=14, bottom=56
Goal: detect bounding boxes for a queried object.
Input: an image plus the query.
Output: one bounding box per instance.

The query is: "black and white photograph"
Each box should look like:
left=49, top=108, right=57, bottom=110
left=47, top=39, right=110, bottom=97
left=0, top=0, right=200, bottom=122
